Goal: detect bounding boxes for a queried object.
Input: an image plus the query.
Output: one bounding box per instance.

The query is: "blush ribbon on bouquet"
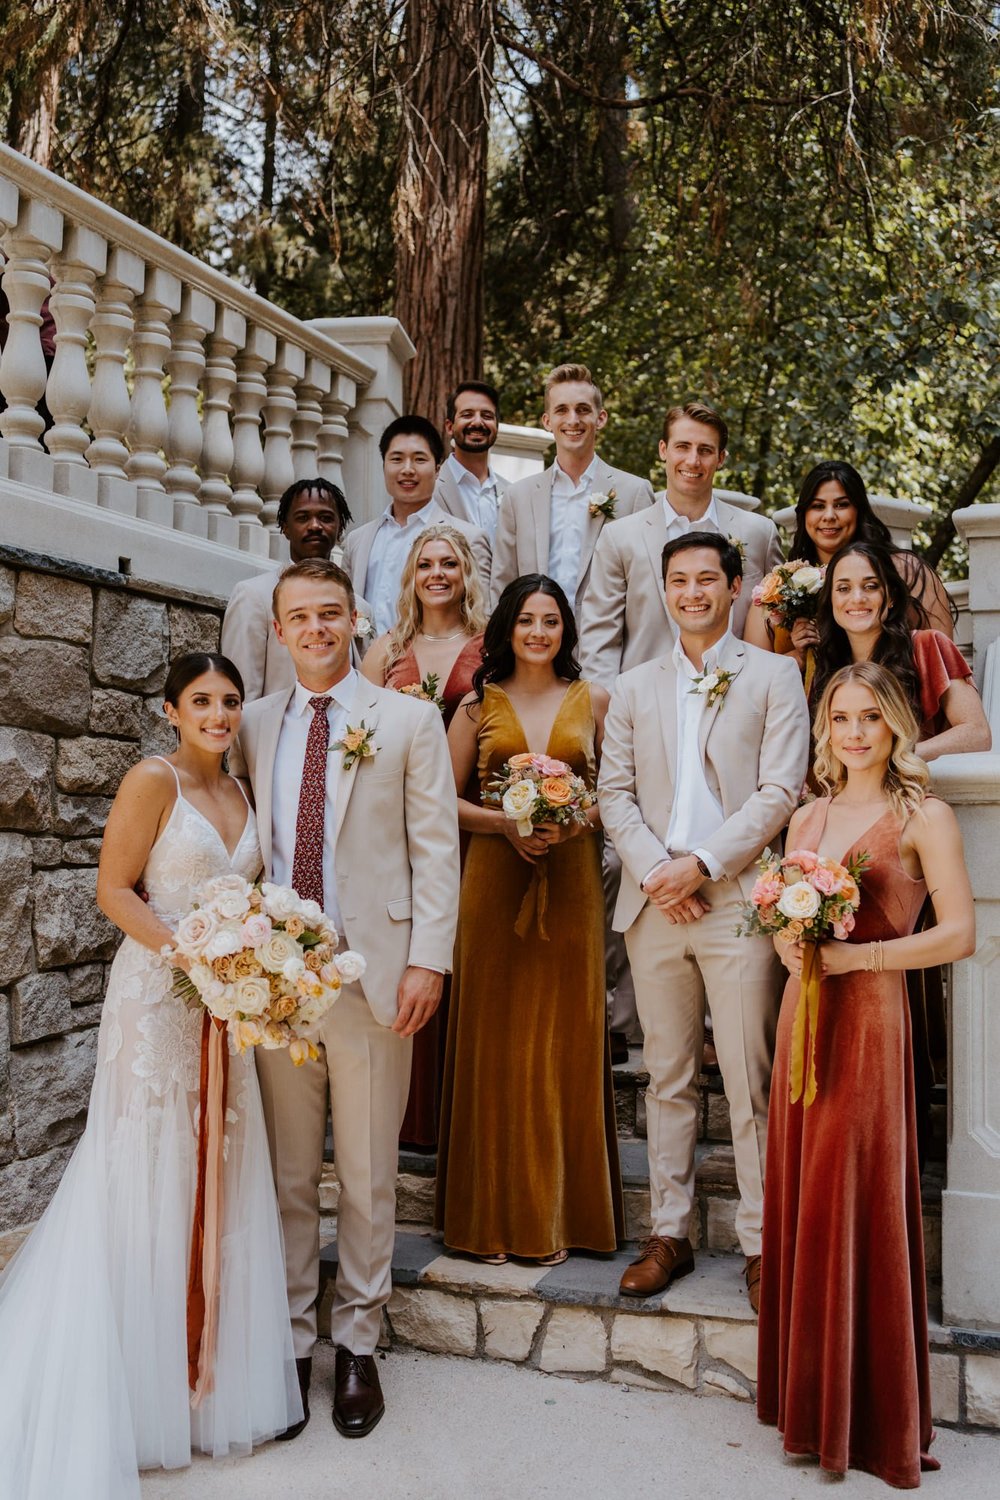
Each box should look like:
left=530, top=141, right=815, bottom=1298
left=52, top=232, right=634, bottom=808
left=187, top=1012, right=229, bottom=1402
left=787, top=939, right=822, bottom=1108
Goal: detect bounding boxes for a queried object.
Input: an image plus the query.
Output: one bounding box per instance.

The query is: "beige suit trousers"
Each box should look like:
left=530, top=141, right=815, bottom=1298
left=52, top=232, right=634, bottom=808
left=625, top=882, right=780, bottom=1255
left=256, top=981, right=412, bottom=1357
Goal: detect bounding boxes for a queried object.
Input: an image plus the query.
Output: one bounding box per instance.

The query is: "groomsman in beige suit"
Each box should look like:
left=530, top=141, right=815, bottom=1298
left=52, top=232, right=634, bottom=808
left=220, top=478, right=373, bottom=700
left=229, top=558, right=459, bottom=1439
left=434, top=380, right=507, bottom=543
left=599, top=533, right=809, bottom=1312
left=490, top=362, right=655, bottom=615
left=341, top=415, right=491, bottom=632
left=579, top=402, right=783, bottom=690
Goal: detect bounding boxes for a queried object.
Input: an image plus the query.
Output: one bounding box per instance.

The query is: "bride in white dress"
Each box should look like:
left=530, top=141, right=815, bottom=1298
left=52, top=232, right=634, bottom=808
left=0, top=652, right=301, bottom=1500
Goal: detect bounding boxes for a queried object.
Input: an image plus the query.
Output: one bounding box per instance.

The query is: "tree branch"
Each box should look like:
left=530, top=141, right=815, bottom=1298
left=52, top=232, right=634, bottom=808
left=924, top=434, right=1000, bottom=569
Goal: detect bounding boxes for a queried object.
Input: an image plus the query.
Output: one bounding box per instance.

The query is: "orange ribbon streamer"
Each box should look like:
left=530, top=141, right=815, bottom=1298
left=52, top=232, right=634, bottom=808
left=788, top=939, right=822, bottom=1108
left=187, top=1011, right=229, bottom=1404
left=803, top=645, right=817, bottom=700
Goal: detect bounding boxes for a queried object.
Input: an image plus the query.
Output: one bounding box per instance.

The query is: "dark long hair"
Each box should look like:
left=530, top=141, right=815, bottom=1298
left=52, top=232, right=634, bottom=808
left=789, top=461, right=892, bottom=563
left=471, top=574, right=580, bottom=701
left=163, top=652, right=245, bottom=706
left=811, top=541, right=924, bottom=713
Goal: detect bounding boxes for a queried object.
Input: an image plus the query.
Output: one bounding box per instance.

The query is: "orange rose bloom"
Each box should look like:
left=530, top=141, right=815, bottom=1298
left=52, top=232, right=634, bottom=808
left=508, top=753, right=536, bottom=768
left=540, top=777, right=573, bottom=807
left=758, top=574, right=784, bottom=607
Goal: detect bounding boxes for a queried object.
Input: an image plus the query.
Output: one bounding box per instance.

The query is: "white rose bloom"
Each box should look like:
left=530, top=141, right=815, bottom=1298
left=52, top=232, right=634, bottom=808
left=260, top=883, right=302, bottom=921
left=174, top=908, right=219, bottom=956
left=298, top=899, right=325, bottom=928
left=281, top=956, right=307, bottom=984
left=502, top=779, right=538, bottom=835
left=211, top=888, right=251, bottom=921
left=202, top=922, right=244, bottom=961
left=777, top=881, right=822, bottom=920
left=189, top=961, right=215, bottom=992
left=790, top=565, right=823, bottom=593
left=200, top=873, right=252, bottom=902
left=697, top=672, right=719, bottom=694
left=257, top=932, right=299, bottom=974
left=232, top=976, right=271, bottom=1017
left=207, top=985, right=239, bottom=1021
left=334, top=950, right=367, bottom=984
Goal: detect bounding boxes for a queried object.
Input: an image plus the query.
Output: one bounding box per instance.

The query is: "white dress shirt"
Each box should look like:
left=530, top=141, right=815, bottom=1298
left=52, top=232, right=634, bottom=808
left=365, top=499, right=442, bottom=636
left=548, top=456, right=599, bottom=600
left=443, top=453, right=500, bottom=542
left=662, top=491, right=722, bottom=541
left=271, top=670, right=358, bottom=933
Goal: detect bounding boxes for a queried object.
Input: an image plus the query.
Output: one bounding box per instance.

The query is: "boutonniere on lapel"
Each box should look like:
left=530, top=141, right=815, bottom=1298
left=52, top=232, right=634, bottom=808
left=690, top=668, right=736, bottom=708
left=727, top=533, right=747, bottom=563
left=588, top=487, right=617, bottom=520
left=353, top=615, right=374, bottom=643
left=331, top=721, right=378, bottom=769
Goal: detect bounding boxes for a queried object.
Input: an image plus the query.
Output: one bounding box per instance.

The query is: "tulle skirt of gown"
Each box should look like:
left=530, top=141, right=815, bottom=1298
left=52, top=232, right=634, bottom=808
left=0, top=794, right=300, bottom=1500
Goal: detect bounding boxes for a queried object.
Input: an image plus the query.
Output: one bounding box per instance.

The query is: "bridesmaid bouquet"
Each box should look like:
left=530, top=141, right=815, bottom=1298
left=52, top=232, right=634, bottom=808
left=737, top=847, right=869, bottom=1107
left=750, top=559, right=825, bottom=629
left=399, top=672, right=446, bottom=713
left=169, top=873, right=366, bottom=1063
left=484, top=753, right=596, bottom=837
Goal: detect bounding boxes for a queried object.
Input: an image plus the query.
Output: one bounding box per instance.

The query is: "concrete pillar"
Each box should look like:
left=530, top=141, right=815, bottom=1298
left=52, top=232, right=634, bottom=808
left=953, top=505, right=1000, bottom=686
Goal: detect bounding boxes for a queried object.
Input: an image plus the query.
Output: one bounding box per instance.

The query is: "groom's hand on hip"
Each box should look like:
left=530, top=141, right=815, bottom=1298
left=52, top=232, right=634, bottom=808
left=392, top=966, right=445, bottom=1037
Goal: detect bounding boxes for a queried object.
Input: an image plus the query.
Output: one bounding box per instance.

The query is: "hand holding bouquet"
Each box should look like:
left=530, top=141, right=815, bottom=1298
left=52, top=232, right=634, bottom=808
left=751, top=560, right=825, bottom=631
left=484, top=752, right=596, bottom=838
left=737, top=846, right=868, bottom=1106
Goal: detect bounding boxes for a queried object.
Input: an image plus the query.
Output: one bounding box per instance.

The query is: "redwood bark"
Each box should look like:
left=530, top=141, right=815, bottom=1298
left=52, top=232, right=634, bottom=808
left=393, top=0, right=493, bottom=425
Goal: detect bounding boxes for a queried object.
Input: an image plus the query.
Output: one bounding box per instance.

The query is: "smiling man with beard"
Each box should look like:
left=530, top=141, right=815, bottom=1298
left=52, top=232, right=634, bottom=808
left=434, top=380, right=507, bottom=543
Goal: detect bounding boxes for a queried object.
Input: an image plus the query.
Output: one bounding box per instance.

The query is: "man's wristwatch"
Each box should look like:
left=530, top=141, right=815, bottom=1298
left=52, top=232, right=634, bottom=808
left=693, top=855, right=711, bottom=880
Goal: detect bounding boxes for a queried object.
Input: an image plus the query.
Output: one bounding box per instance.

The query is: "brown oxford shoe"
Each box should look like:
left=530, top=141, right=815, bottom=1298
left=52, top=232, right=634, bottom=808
left=275, top=1355, right=312, bottom=1442
left=744, top=1254, right=762, bottom=1315
left=619, top=1235, right=695, bottom=1298
left=332, top=1348, right=385, bottom=1438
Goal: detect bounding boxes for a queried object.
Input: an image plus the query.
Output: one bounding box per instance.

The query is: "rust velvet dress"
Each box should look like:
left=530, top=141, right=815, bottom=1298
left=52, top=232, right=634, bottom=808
left=386, top=635, right=484, bottom=1149
left=757, top=797, right=936, bottom=1489
left=435, top=681, right=625, bottom=1257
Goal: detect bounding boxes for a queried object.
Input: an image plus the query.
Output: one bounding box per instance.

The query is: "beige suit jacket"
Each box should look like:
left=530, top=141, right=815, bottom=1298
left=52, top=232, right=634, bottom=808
left=433, top=463, right=508, bottom=526
left=229, top=677, right=460, bottom=1026
left=490, top=458, right=655, bottom=612
left=598, top=636, right=809, bottom=931
left=221, top=567, right=375, bottom=703
left=340, top=501, right=492, bottom=604
left=578, top=499, right=783, bottom=690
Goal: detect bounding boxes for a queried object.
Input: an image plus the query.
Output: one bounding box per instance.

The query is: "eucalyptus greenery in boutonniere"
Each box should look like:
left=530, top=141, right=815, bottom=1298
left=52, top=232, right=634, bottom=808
left=588, top=487, right=618, bottom=520
left=727, top=533, right=747, bottom=563
left=690, top=668, right=736, bottom=708
left=331, top=720, right=378, bottom=769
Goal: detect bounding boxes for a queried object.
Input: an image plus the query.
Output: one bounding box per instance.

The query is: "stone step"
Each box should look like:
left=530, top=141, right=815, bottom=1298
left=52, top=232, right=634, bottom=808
left=315, top=1229, right=996, bottom=1430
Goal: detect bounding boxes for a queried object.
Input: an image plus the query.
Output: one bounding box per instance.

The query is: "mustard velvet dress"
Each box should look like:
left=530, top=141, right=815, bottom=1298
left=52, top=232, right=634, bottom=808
left=435, top=681, right=625, bottom=1257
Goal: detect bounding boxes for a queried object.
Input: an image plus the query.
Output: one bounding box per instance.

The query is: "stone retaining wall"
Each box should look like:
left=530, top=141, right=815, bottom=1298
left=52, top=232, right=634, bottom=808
left=0, top=544, right=222, bottom=1230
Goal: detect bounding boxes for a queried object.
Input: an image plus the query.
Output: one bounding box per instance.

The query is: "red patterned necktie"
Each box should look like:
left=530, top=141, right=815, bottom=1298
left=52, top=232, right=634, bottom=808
left=291, top=696, right=331, bottom=907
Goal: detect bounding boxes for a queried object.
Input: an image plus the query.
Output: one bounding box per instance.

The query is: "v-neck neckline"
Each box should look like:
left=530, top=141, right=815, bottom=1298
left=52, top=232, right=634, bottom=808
left=496, top=681, right=577, bottom=757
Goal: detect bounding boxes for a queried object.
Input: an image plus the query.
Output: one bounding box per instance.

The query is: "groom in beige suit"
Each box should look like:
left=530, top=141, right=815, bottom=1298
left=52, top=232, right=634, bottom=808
left=598, top=533, right=809, bottom=1311
left=229, top=558, right=459, bottom=1440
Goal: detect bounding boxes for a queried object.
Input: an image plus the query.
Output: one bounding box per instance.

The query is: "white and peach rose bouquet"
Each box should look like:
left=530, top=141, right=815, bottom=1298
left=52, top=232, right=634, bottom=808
left=750, top=559, right=825, bottom=631
left=483, top=752, right=596, bottom=838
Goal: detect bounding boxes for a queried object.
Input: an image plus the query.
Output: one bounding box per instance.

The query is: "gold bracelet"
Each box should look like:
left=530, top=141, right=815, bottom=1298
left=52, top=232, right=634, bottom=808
left=867, top=939, right=885, bottom=974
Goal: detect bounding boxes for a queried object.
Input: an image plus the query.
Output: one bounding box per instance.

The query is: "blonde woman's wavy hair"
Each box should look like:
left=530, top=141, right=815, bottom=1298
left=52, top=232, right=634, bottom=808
left=386, top=524, right=488, bottom=667
left=812, top=661, right=930, bottom=819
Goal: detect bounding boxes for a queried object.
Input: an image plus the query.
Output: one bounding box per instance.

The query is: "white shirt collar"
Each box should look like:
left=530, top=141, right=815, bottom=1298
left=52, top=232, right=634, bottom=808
left=553, top=454, right=600, bottom=489
left=292, top=667, right=358, bottom=717
left=445, top=452, right=496, bottom=492
left=662, top=491, right=722, bottom=533
left=672, top=629, right=732, bottom=680
left=379, top=497, right=439, bottom=529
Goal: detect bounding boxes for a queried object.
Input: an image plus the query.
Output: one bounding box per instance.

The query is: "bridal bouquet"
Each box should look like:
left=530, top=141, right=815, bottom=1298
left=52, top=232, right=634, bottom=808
left=169, top=874, right=366, bottom=1063
left=750, top=559, right=825, bottom=630
left=484, top=753, right=596, bottom=837
left=737, top=847, right=869, bottom=1107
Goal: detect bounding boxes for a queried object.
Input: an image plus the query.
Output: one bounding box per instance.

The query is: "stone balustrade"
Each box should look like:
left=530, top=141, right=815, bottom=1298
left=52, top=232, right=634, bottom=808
left=0, top=144, right=376, bottom=593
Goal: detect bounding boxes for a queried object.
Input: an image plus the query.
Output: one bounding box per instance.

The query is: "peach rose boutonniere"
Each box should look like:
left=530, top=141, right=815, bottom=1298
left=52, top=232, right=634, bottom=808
left=689, top=667, right=735, bottom=709
left=332, top=720, right=378, bottom=770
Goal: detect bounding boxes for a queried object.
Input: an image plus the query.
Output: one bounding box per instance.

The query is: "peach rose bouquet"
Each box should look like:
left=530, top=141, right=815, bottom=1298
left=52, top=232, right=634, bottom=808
left=750, top=559, right=825, bottom=630
left=737, top=846, right=868, bottom=1107
left=483, top=752, right=596, bottom=838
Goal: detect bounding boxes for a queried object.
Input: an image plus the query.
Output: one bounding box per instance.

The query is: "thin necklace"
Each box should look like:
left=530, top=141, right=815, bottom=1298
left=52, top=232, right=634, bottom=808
left=420, top=628, right=466, bottom=641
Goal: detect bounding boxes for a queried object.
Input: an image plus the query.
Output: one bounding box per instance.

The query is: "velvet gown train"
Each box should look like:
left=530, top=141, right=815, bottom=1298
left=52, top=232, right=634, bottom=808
left=386, top=634, right=483, bottom=1149
left=757, top=796, right=935, bottom=1489
left=435, top=681, right=624, bottom=1257
left=0, top=773, right=300, bottom=1500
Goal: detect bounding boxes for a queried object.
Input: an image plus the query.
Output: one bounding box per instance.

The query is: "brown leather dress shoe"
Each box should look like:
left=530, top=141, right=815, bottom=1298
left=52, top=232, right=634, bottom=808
left=332, top=1348, right=385, bottom=1438
left=275, top=1355, right=312, bottom=1442
left=744, top=1254, right=762, bottom=1314
left=619, top=1235, right=695, bottom=1297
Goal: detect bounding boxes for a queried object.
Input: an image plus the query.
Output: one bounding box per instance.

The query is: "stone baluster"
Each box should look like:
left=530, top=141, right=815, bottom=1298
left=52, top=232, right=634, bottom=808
left=261, top=338, right=306, bottom=527
left=291, top=356, right=330, bottom=482
left=86, top=247, right=145, bottom=515
left=316, top=371, right=356, bottom=492
left=46, top=225, right=107, bottom=505
left=126, top=267, right=182, bottom=527
left=954, top=505, right=1000, bottom=686
left=163, top=286, right=215, bottom=537
left=198, top=306, right=244, bottom=548
left=0, top=177, right=18, bottom=482
left=0, top=195, right=63, bottom=489
left=230, top=324, right=276, bottom=557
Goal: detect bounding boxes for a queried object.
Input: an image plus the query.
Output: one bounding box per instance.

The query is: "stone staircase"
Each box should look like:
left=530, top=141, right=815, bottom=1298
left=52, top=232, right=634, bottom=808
left=315, top=1051, right=1000, bottom=1432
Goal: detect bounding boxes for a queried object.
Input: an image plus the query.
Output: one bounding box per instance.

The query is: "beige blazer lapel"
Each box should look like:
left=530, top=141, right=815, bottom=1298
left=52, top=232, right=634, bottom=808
left=333, top=679, right=382, bottom=841
left=532, top=470, right=554, bottom=573
left=575, top=458, right=614, bottom=594
left=697, top=637, right=747, bottom=764
left=252, top=686, right=294, bottom=876
left=641, top=504, right=672, bottom=627
left=654, top=657, right=679, bottom=791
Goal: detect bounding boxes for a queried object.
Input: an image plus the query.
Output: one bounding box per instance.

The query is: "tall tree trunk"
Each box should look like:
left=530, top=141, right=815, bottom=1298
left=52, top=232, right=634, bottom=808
left=393, top=0, right=493, bottom=425
left=924, top=434, right=1000, bottom=568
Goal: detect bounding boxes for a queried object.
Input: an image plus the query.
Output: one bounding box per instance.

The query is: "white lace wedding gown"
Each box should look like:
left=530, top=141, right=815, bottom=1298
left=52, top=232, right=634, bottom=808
left=0, top=765, right=301, bottom=1500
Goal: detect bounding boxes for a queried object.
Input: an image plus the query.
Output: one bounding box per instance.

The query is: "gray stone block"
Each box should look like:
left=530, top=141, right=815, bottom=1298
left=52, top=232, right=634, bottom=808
left=0, top=727, right=54, bottom=831
left=0, top=834, right=34, bottom=985
left=10, top=1028, right=97, bottom=1156
left=140, top=697, right=177, bottom=758
left=0, top=565, right=15, bottom=625
left=168, top=604, right=221, bottom=658
left=0, top=639, right=91, bottom=733
left=14, top=572, right=92, bottom=643
left=0, top=1143, right=74, bottom=1232
left=53, top=795, right=113, bottom=837
left=62, top=838, right=105, bottom=866
left=67, top=962, right=106, bottom=1007
left=11, top=971, right=74, bottom=1044
left=32, top=868, right=118, bottom=968
left=92, top=592, right=169, bottom=691
left=90, top=688, right=143, bottom=739
left=31, top=838, right=62, bottom=867
left=56, top=736, right=139, bottom=796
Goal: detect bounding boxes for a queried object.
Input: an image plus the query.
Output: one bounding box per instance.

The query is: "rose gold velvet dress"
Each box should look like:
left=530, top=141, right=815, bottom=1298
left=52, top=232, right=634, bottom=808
left=757, top=797, right=937, bottom=1489
left=435, top=681, right=624, bottom=1257
left=385, top=635, right=484, bottom=1150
